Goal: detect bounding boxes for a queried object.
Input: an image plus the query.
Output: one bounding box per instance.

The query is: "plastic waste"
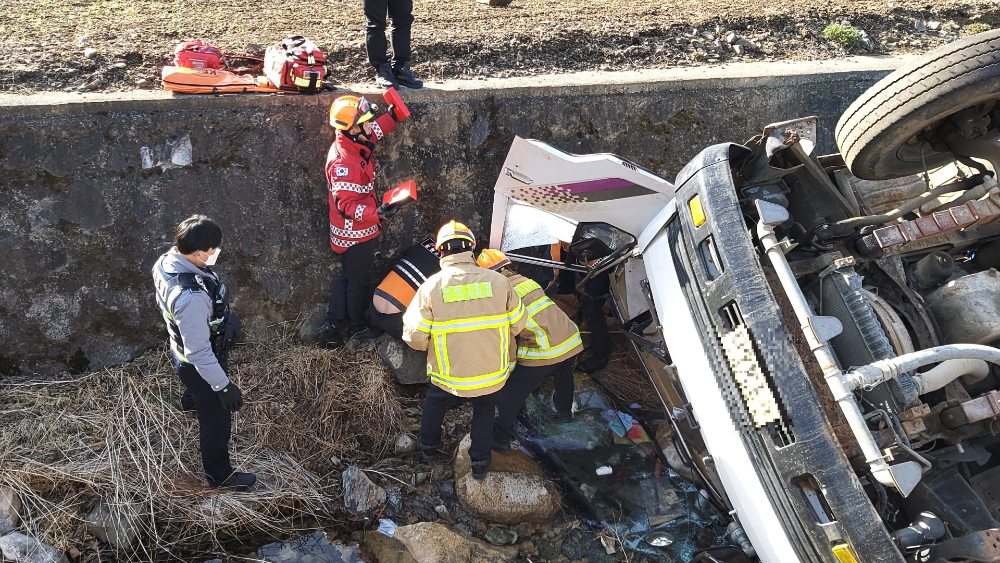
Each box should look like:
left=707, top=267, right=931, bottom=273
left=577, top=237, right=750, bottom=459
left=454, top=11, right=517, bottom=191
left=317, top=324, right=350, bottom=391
left=516, top=373, right=730, bottom=562
left=377, top=518, right=397, bottom=537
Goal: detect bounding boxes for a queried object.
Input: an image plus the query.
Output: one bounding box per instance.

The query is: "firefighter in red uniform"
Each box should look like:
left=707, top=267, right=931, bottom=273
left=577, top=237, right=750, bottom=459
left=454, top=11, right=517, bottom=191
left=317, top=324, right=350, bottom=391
left=319, top=95, right=406, bottom=349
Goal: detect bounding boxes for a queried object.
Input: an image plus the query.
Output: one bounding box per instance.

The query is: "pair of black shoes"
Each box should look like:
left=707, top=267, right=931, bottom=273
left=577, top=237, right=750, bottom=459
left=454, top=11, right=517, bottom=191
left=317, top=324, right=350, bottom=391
left=420, top=441, right=489, bottom=479
left=375, top=63, right=423, bottom=89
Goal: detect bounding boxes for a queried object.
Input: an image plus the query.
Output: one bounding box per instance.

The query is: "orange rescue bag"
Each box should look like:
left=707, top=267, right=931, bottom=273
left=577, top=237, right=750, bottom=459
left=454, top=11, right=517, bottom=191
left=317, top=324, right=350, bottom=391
left=161, top=66, right=282, bottom=94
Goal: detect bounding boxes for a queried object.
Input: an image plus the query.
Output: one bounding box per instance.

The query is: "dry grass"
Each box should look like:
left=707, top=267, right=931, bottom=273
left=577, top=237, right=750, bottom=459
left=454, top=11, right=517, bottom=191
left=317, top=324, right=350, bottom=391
left=0, top=338, right=405, bottom=559
left=590, top=336, right=663, bottom=410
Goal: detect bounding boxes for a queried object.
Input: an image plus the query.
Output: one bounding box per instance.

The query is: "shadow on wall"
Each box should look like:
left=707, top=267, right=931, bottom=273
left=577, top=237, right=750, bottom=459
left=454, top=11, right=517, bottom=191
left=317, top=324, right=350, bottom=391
left=0, top=69, right=888, bottom=374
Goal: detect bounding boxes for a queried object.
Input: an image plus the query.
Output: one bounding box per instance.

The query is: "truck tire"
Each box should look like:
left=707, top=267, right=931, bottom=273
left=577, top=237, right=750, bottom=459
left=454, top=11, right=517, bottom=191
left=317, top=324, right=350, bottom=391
left=835, top=29, right=1000, bottom=180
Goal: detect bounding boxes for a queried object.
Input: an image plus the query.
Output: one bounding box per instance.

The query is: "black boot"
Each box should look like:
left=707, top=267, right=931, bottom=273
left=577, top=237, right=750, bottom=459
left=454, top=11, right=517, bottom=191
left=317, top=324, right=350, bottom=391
left=208, top=471, right=257, bottom=491
left=419, top=440, right=439, bottom=461
left=348, top=326, right=383, bottom=342
left=318, top=322, right=345, bottom=350
left=375, top=63, right=399, bottom=89
left=393, top=63, right=423, bottom=89
left=471, top=456, right=491, bottom=479
left=575, top=352, right=609, bottom=374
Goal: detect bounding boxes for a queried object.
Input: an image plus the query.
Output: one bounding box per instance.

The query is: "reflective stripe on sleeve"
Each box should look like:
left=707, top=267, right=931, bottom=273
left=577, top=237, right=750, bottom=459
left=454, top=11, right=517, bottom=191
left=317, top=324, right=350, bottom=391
left=508, top=301, right=526, bottom=325
left=514, top=279, right=542, bottom=298
left=517, top=331, right=583, bottom=360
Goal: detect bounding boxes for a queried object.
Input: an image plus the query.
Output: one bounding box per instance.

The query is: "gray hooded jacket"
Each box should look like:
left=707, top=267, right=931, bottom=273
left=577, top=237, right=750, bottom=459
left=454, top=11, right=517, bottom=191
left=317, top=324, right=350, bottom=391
left=152, top=248, right=230, bottom=391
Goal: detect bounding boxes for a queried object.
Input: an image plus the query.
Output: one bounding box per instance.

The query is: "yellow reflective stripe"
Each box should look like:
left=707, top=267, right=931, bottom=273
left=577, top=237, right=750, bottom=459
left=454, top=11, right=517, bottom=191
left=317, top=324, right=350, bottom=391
left=435, top=333, right=449, bottom=378
left=514, top=279, right=542, bottom=298
left=441, top=282, right=493, bottom=303
left=517, top=331, right=583, bottom=360
left=508, top=302, right=525, bottom=325
left=525, top=318, right=549, bottom=349
left=429, top=366, right=510, bottom=390
left=500, top=326, right=509, bottom=371
left=415, top=316, right=433, bottom=333
left=526, top=296, right=554, bottom=316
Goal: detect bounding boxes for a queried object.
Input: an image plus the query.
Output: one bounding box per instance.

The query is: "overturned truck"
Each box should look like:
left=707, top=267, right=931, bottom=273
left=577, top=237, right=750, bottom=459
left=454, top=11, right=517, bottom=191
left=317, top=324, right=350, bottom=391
left=489, top=30, right=1000, bottom=563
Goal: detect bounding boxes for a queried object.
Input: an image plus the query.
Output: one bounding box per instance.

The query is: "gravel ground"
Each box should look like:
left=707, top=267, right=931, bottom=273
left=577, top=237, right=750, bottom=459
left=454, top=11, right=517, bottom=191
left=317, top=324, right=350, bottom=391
left=0, top=0, right=998, bottom=94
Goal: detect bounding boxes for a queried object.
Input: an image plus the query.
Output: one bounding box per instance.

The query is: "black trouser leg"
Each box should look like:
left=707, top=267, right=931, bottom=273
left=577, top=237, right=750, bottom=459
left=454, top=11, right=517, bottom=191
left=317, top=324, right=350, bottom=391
left=363, top=0, right=390, bottom=67
left=386, top=0, right=413, bottom=67
left=493, top=364, right=553, bottom=445
left=581, top=272, right=612, bottom=360
left=175, top=357, right=233, bottom=483
left=469, top=391, right=498, bottom=462
left=369, top=302, right=403, bottom=340
left=552, top=355, right=576, bottom=415
left=327, top=239, right=375, bottom=332
left=418, top=385, right=451, bottom=449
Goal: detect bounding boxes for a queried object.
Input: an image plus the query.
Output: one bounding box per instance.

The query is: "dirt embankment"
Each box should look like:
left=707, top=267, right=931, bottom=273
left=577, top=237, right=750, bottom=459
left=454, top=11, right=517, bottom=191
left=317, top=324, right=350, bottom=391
left=1, top=0, right=998, bottom=94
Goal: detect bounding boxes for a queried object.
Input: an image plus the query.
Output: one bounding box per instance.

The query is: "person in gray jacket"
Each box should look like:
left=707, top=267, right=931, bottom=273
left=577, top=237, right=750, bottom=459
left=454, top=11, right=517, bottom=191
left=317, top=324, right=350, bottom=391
left=152, top=215, right=255, bottom=490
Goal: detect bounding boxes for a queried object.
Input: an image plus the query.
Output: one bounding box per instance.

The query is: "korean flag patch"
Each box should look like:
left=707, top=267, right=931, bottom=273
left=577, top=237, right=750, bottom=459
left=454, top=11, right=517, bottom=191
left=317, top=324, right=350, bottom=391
left=335, top=166, right=349, bottom=177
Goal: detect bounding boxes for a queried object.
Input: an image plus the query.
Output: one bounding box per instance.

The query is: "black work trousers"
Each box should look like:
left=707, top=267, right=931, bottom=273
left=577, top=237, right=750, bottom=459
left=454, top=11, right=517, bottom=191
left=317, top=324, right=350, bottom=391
left=369, top=302, right=403, bottom=340
left=327, top=239, right=375, bottom=333
left=363, top=0, right=414, bottom=68
left=174, top=355, right=233, bottom=483
left=494, top=356, right=576, bottom=444
left=581, top=272, right=612, bottom=360
left=419, top=385, right=497, bottom=462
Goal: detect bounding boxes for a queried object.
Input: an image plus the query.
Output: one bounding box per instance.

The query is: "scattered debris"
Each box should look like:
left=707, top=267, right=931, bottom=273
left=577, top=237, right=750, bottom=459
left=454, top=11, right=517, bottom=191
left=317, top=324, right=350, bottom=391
left=257, top=531, right=362, bottom=563
left=393, top=522, right=516, bottom=563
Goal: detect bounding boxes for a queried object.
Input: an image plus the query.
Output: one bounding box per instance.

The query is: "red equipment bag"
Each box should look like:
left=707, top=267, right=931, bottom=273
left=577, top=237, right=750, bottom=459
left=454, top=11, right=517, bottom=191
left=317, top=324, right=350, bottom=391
left=174, top=41, right=225, bottom=70
left=264, top=35, right=326, bottom=93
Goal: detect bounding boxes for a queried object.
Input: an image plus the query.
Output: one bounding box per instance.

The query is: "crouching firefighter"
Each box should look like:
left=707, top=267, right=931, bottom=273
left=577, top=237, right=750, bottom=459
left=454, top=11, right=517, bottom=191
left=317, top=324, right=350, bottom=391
left=477, top=249, right=583, bottom=453
left=402, top=221, right=527, bottom=479
left=152, top=215, right=254, bottom=490
left=370, top=238, right=441, bottom=339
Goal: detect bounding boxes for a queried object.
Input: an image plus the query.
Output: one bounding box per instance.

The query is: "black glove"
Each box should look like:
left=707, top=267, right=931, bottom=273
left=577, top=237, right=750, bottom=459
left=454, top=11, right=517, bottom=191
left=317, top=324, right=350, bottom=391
left=377, top=202, right=399, bottom=221
left=217, top=382, right=243, bottom=413
left=387, top=104, right=401, bottom=124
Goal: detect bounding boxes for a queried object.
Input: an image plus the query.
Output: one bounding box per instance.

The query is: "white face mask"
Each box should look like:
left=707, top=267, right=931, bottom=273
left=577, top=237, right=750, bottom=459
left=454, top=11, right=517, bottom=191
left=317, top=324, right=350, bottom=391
left=204, top=247, right=221, bottom=267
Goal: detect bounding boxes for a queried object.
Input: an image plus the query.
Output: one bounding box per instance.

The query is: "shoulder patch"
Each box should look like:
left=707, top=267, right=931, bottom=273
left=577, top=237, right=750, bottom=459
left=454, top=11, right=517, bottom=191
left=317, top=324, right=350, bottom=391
left=335, top=166, right=349, bottom=177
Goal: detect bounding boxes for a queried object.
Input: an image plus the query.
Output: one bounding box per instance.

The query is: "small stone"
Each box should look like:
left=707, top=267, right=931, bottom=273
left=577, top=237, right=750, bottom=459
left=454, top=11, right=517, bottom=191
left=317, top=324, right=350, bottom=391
left=129, top=32, right=138, bottom=39
left=484, top=527, right=517, bottom=545
left=725, top=31, right=738, bottom=44
left=914, top=19, right=926, bottom=32
left=599, top=64, right=610, bottom=71
left=136, top=78, right=149, bottom=87
left=84, top=78, right=102, bottom=90
left=86, top=500, right=141, bottom=553
left=928, top=20, right=941, bottom=30
left=411, top=471, right=429, bottom=486
left=0, top=486, right=21, bottom=534
left=342, top=466, right=387, bottom=517
left=691, top=39, right=706, bottom=52
left=78, top=36, right=89, bottom=45
left=113, top=62, right=126, bottom=69
left=83, top=48, right=99, bottom=59
left=25, top=46, right=38, bottom=53
left=434, top=505, right=453, bottom=521
left=0, top=532, right=68, bottom=563
left=395, top=433, right=418, bottom=455
left=715, top=24, right=724, bottom=35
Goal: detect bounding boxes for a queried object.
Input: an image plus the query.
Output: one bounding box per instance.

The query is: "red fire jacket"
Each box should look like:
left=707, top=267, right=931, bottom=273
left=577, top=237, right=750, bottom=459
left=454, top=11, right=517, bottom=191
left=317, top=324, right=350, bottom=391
left=324, top=113, right=398, bottom=253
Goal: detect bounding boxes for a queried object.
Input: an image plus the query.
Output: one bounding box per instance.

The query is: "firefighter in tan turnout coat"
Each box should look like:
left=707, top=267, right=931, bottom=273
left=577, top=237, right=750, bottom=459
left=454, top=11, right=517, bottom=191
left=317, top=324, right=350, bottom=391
left=402, top=221, right=527, bottom=479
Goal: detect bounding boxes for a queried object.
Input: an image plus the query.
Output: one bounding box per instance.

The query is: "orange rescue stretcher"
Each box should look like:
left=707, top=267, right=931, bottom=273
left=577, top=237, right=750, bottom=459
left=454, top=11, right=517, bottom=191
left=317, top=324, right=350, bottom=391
left=161, top=66, right=283, bottom=94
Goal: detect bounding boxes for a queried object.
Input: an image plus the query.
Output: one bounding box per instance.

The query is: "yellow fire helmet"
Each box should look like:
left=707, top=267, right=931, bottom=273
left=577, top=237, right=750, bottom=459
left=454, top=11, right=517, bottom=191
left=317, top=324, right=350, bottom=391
left=476, top=249, right=512, bottom=271
left=329, top=95, right=374, bottom=130
left=435, top=220, right=476, bottom=251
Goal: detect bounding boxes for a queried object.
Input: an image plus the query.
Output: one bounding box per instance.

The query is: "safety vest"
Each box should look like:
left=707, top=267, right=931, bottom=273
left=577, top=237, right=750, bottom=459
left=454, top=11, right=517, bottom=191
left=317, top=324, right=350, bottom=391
left=402, top=252, right=528, bottom=397
left=373, top=239, right=441, bottom=314
left=153, top=258, right=233, bottom=362
left=506, top=273, right=584, bottom=366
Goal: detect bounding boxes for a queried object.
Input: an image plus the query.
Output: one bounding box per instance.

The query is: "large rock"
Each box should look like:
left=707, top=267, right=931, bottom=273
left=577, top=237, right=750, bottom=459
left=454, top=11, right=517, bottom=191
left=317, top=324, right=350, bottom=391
left=85, top=499, right=142, bottom=553
left=342, top=466, right=386, bottom=518
left=0, top=532, right=68, bottom=563
left=377, top=338, right=429, bottom=385
left=392, top=522, right=516, bottom=563
left=0, top=486, right=21, bottom=535
left=453, top=434, right=561, bottom=525
left=362, top=532, right=418, bottom=563
left=258, top=531, right=361, bottom=563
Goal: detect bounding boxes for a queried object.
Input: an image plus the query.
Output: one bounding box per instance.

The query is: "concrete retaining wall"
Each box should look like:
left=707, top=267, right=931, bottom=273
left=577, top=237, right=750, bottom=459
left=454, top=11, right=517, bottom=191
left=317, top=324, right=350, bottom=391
left=0, top=57, right=907, bottom=374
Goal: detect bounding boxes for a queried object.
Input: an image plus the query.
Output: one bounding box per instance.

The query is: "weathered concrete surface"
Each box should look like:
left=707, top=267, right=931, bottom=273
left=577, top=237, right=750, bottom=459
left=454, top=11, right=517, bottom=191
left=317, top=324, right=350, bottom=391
left=0, top=57, right=909, bottom=374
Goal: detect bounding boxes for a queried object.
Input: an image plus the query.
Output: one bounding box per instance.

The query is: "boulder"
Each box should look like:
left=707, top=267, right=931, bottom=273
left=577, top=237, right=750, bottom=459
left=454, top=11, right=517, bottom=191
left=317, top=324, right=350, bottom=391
left=362, top=532, right=418, bottom=563
left=377, top=338, right=429, bottom=385
left=395, top=433, right=418, bottom=455
left=0, top=532, right=68, bottom=563
left=0, top=486, right=21, bottom=535
left=453, top=434, right=561, bottom=525
left=342, top=466, right=386, bottom=518
left=85, top=499, right=142, bottom=553
left=393, top=522, right=516, bottom=563
left=258, top=531, right=361, bottom=563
